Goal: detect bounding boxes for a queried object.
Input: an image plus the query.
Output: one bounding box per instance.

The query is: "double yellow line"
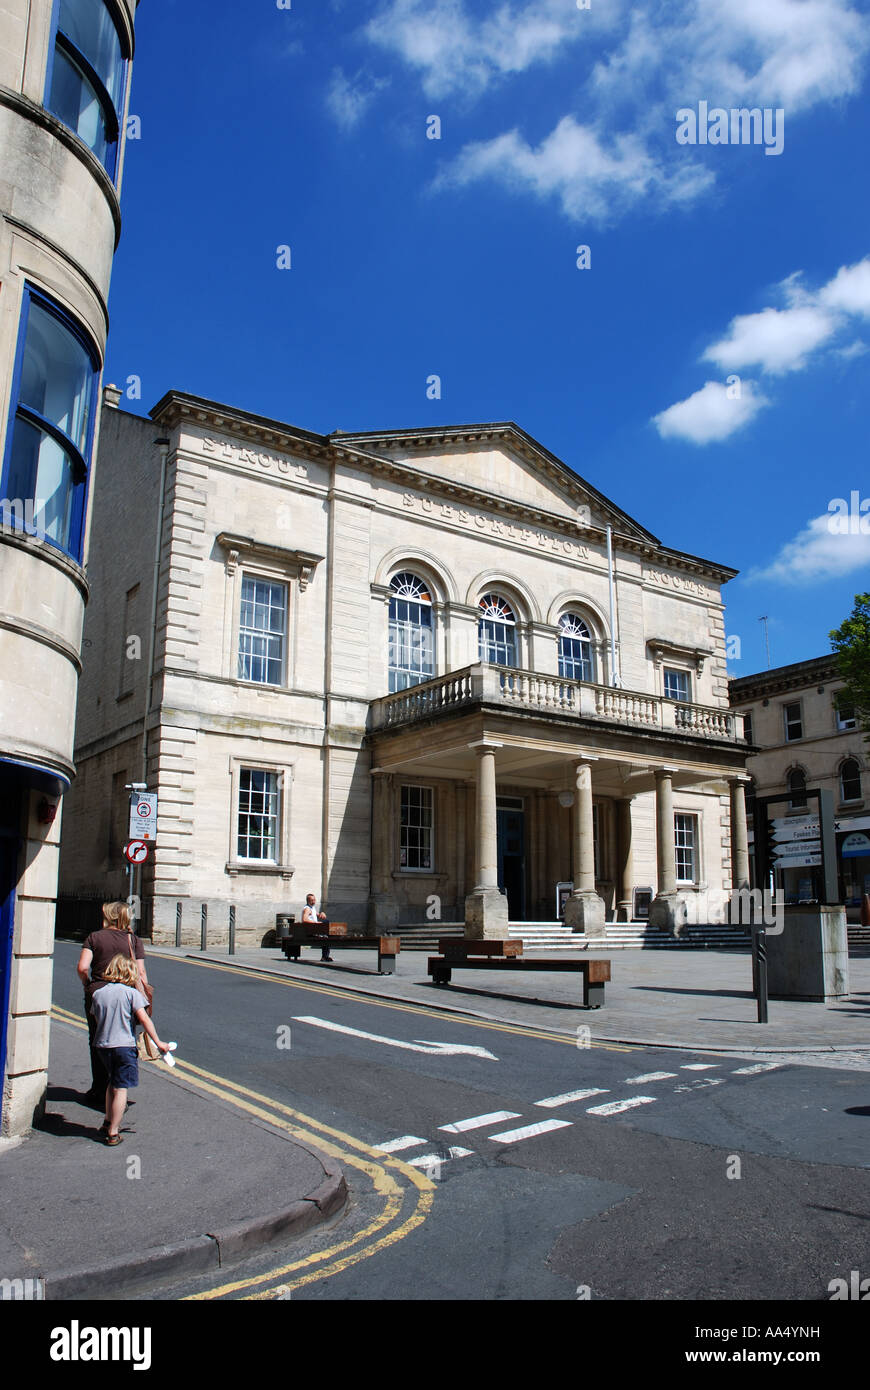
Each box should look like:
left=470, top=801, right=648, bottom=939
left=51, top=1004, right=435, bottom=1300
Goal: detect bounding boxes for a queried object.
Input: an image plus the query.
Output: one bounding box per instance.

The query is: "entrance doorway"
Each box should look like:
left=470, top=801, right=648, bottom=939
left=497, top=797, right=525, bottom=921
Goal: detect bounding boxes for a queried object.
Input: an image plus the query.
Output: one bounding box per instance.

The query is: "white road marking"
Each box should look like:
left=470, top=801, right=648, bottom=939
left=732, top=1063, right=783, bottom=1075
left=292, top=1016, right=499, bottom=1060
left=680, top=1063, right=720, bottom=1070
left=439, top=1110, right=521, bottom=1133
left=374, top=1136, right=426, bottom=1153
left=534, top=1088, right=609, bottom=1108
left=487, top=1119, right=573, bottom=1144
left=586, top=1096, right=657, bottom=1115
left=624, top=1072, right=676, bottom=1084
left=674, top=1078, right=726, bottom=1092
left=407, top=1147, right=474, bottom=1168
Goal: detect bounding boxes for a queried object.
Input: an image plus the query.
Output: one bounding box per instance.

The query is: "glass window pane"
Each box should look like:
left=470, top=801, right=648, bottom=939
left=58, top=0, right=125, bottom=108
left=19, top=301, right=93, bottom=453
left=48, top=43, right=111, bottom=165
left=6, top=417, right=77, bottom=550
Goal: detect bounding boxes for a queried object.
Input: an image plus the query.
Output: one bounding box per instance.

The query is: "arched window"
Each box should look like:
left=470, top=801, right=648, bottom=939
left=388, top=572, right=434, bottom=692
left=478, top=593, right=517, bottom=667
left=840, top=758, right=862, bottom=803
left=788, top=768, right=807, bottom=810
left=558, top=612, right=595, bottom=682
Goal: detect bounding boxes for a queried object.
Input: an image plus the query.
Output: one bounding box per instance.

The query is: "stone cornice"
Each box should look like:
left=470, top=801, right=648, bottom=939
left=215, top=532, right=324, bottom=589
left=0, top=87, right=122, bottom=248
left=729, top=656, right=841, bottom=704
left=147, top=394, right=737, bottom=584
left=0, top=528, right=90, bottom=601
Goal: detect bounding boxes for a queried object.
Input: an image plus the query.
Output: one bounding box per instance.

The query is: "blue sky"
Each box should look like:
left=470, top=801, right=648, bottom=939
left=107, top=0, right=870, bottom=675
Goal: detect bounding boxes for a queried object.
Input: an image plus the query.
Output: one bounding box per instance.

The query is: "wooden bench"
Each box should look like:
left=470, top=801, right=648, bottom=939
left=280, top=925, right=401, bottom=975
left=427, top=952, right=611, bottom=1007
left=438, top=937, right=524, bottom=959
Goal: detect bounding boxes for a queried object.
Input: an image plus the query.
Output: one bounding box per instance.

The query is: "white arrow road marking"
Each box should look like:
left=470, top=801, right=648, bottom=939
left=488, top=1119, right=573, bottom=1144
left=375, top=1136, right=427, bottom=1153
left=439, top=1110, right=521, bottom=1133
left=625, top=1072, right=677, bottom=1084
left=534, top=1088, right=609, bottom=1108
left=292, top=1016, right=499, bottom=1060
left=732, top=1063, right=783, bottom=1075
left=586, top=1096, right=657, bottom=1115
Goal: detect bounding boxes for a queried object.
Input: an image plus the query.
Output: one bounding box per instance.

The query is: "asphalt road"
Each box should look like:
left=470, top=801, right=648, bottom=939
left=53, top=943, right=869, bottom=1303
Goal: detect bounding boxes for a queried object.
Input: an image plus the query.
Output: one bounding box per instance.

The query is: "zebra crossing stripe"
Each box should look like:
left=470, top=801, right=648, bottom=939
left=680, top=1063, right=720, bottom=1070
left=534, top=1088, right=609, bottom=1107
left=732, top=1062, right=782, bottom=1075
left=439, top=1110, right=521, bottom=1133
left=625, top=1072, right=676, bottom=1084
left=374, top=1136, right=427, bottom=1153
left=586, top=1096, right=657, bottom=1116
left=488, top=1119, right=573, bottom=1144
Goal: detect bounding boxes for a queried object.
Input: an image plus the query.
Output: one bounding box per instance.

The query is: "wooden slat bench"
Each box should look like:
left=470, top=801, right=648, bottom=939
left=280, top=925, right=401, bottom=975
left=427, top=951, right=611, bottom=1007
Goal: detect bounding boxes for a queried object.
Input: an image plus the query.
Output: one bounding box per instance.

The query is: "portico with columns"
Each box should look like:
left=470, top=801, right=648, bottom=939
left=367, top=664, right=751, bottom=937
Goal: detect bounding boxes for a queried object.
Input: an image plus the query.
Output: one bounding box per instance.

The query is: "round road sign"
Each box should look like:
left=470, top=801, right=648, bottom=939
left=124, top=841, right=149, bottom=865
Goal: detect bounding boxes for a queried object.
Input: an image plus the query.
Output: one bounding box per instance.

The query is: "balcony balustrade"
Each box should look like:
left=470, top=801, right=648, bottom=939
left=370, top=663, right=740, bottom=741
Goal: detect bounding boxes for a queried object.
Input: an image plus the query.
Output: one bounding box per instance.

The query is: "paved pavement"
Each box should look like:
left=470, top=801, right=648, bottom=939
left=0, top=1011, right=346, bottom=1299
left=175, top=942, right=870, bottom=1055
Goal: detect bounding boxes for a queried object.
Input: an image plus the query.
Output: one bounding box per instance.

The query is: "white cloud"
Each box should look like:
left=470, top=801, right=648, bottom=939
left=653, top=379, right=769, bottom=444
left=326, top=69, right=389, bottom=130
left=702, top=304, right=838, bottom=376
left=655, top=256, right=870, bottom=444
left=365, top=0, right=616, bottom=99
left=435, top=115, right=714, bottom=224
left=360, top=2, right=870, bottom=223
left=749, top=511, right=870, bottom=585
left=819, top=258, right=870, bottom=318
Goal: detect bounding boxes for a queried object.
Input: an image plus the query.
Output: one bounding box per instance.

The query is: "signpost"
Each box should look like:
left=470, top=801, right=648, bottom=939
left=129, top=794, right=157, bottom=841
left=124, top=786, right=157, bottom=926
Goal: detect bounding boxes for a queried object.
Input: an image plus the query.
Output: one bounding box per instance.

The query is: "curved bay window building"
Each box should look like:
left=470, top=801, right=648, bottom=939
left=59, top=394, right=751, bottom=948
left=0, top=0, right=138, bottom=1136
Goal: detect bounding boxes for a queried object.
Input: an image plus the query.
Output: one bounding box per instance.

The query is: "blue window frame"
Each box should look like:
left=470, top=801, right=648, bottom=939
left=45, top=0, right=128, bottom=179
left=1, top=287, right=99, bottom=563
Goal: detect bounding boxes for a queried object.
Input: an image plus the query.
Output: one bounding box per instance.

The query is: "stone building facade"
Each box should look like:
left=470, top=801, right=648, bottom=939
left=0, top=0, right=139, bottom=1135
left=59, top=391, right=751, bottom=945
left=730, top=656, right=870, bottom=915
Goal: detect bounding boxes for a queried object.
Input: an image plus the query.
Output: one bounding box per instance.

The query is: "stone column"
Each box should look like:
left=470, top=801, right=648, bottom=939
left=649, top=767, right=683, bottom=935
left=368, top=770, right=399, bottom=928
left=464, top=741, right=509, bottom=938
left=616, top=796, right=635, bottom=922
left=730, top=779, right=751, bottom=891
left=564, top=759, right=606, bottom=936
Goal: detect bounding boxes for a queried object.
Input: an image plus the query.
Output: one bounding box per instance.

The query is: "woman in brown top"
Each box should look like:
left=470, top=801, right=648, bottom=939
left=76, top=901, right=151, bottom=1107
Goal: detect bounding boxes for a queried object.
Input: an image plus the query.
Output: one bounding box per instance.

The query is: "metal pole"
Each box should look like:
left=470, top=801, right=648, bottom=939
left=229, top=905, right=236, bottom=956
left=754, top=926, right=768, bottom=1023
left=606, top=524, right=620, bottom=687
left=175, top=901, right=182, bottom=948
left=200, top=902, right=207, bottom=952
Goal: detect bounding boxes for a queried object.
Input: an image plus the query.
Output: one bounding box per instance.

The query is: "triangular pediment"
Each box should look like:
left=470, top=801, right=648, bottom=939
left=335, top=422, right=656, bottom=543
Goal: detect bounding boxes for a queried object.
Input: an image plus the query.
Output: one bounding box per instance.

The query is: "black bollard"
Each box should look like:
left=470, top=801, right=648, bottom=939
left=229, top=904, right=236, bottom=956
left=755, top=925, right=768, bottom=1023
left=200, top=902, right=208, bottom=952
left=175, top=901, right=182, bottom=948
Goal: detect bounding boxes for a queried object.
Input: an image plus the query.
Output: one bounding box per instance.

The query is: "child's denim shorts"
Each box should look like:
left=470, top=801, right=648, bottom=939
left=97, top=1046, right=139, bottom=1089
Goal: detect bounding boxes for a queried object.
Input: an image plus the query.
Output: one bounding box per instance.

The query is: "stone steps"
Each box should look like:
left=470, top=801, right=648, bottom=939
left=393, top=922, right=752, bottom=951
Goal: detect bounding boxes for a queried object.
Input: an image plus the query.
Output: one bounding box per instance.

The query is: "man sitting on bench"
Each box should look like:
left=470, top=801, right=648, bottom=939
left=301, top=893, right=333, bottom=962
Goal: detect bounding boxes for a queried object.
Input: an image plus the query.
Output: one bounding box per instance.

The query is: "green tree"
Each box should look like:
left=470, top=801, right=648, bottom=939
left=830, top=593, right=870, bottom=739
